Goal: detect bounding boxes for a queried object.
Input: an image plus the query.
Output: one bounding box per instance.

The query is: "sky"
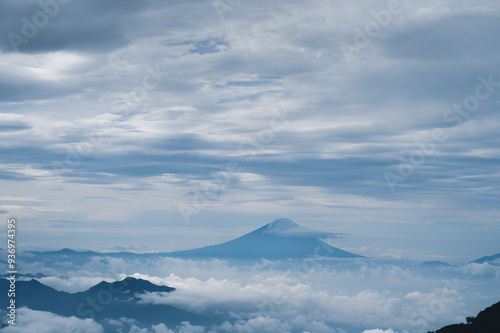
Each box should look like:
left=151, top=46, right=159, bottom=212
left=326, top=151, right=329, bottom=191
left=0, top=0, right=499, bottom=259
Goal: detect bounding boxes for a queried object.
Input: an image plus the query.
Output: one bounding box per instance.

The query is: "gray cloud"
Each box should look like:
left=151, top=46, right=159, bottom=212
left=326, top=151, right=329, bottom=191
left=0, top=0, right=499, bottom=256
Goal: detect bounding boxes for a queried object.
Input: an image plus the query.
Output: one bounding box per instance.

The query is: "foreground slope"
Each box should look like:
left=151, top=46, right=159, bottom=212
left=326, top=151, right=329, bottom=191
left=430, top=301, right=500, bottom=333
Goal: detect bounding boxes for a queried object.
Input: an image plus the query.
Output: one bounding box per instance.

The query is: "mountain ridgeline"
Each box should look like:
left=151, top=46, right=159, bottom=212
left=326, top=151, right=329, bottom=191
left=0, top=277, right=215, bottom=330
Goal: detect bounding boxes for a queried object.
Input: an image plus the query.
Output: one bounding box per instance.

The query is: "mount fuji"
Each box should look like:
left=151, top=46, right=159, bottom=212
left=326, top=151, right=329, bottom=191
left=19, top=218, right=364, bottom=264
left=166, top=218, right=364, bottom=259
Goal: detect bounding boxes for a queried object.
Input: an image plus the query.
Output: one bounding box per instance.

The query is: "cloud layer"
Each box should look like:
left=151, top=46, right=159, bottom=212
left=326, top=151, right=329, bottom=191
left=12, top=255, right=500, bottom=333
left=1, top=308, right=103, bottom=333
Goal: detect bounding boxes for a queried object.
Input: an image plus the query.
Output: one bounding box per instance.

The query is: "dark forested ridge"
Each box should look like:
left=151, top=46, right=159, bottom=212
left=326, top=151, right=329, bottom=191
left=428, top=301, right=500, bottom=333
left=0, top=277, right=214, bottom=329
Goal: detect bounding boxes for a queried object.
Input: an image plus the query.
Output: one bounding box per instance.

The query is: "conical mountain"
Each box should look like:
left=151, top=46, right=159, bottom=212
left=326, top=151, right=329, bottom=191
left=165, top=218, right=364, bottom=259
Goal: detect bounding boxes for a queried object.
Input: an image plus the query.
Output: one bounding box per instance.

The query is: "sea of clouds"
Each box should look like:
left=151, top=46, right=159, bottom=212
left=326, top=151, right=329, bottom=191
left=2, top=255, right=499, bottom=333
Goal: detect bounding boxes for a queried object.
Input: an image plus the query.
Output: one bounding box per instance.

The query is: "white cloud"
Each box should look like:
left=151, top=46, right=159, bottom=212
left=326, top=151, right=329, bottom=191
left=218, top=317, right=292, bottom=333
left=37, top=276, right=112, bottom=293
left=129, top=325, right=149, bottom=333
left=147, top=322, right=204, bottom=333
left=460, top=262, right=500, bottom=276
left=1, top=308, right=103, bottom=333
left=176, top=322, right=205, bottom=333
left=152, top=323, right=175, bottom=333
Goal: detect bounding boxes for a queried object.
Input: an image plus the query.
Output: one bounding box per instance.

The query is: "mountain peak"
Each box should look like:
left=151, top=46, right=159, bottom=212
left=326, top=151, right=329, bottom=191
left=261, top=218, right=332, bottom=238
left=164, top=217, right=363, bottom=259
left=263, top=218, right=299, bottom=234
left=88, top=277, right=175, bottom=295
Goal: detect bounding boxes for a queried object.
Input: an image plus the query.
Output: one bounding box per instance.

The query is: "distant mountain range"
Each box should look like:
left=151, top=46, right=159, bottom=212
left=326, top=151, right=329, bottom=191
left=421, top=260, right=454, bottom=267
left=6, top=218, right=499, bottom=267
left=429, top=300, right=500, bottom=333
left=472, top=253, right=500, bottom=264
left=0, top=277, right=215, bottom=330
left=418, top=253, right=500, bottom=267
left=19, top=218, right=364, bottom=263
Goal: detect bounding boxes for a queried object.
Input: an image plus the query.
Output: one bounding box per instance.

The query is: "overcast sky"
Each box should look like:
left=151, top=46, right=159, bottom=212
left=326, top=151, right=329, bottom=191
left=1, top=0, right=499, bottom=258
